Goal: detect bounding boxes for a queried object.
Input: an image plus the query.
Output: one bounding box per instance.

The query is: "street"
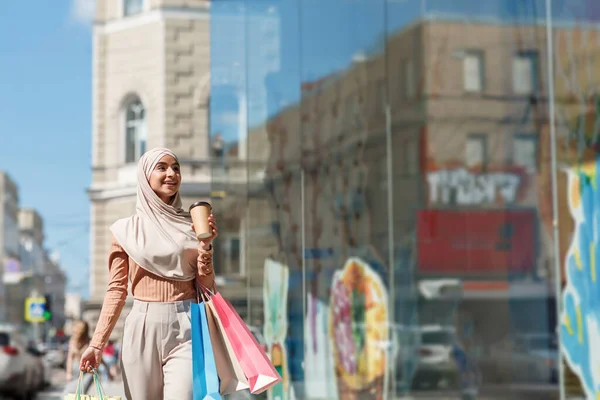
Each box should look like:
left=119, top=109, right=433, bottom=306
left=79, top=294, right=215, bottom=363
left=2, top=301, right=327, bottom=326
left=24, top=370, right=560, bottom=400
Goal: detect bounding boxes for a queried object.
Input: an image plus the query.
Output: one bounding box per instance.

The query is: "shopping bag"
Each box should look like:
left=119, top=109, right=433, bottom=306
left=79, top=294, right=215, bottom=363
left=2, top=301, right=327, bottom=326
left=63, top=370, right=121, bottom=400
left=209, top=291, right=282, bottom=394
left=191, top=301, right=222, bottom=400
left=205, top=298, right=250, bottom=394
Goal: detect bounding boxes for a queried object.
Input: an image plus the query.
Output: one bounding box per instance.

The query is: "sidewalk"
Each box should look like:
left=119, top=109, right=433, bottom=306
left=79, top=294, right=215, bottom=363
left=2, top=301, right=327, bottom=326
left=98, top=378, right=127, bottom=398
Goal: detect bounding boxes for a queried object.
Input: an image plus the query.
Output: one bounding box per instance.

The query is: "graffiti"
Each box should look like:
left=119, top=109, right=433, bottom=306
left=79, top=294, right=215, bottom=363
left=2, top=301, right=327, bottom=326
left=329, top=257, right=389, bottom=400
left=263, top=259, right=293, bottom=400
left=553, top=20, right=600, bottom=398
left=427, top=168, right=521, bottom=206
left=561, top=156, right=600, bottom=399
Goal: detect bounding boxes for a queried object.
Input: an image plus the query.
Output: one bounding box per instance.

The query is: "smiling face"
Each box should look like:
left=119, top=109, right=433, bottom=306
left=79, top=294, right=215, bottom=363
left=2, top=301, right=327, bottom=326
left=149, top=155, right=181, bottom=204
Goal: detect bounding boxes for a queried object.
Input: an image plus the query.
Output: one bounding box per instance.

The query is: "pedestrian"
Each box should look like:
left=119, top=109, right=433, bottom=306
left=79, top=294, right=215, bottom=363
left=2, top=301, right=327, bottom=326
left=65, top=320, right=90, bottom=383
left=101, top=340, right=117, bottom=380
left=79, top=148, right=218, bottom=400
left=64, top=320, right=111, bottom=394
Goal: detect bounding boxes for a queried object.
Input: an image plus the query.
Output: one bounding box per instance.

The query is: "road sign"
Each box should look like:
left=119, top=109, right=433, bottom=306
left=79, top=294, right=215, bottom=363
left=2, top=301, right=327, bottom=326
left=25, top=297, right=46, bottom=323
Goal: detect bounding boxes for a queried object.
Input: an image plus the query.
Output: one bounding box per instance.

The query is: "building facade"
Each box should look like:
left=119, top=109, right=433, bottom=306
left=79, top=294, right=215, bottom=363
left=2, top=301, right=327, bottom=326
left=0, top=172, right=19, bottom=321
left=0, top=194, right=68, bottom=342
left=43, top=251, right=67, bottom=334
left=5, top=209, right=48, bottom=341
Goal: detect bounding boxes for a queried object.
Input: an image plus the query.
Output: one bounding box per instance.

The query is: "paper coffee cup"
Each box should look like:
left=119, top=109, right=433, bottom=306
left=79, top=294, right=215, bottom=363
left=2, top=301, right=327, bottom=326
left=189, top=201, right=212, bottom=240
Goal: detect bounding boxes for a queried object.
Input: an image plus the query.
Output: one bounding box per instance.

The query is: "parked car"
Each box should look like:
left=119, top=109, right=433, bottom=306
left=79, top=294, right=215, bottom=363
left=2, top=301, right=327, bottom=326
left=27, top=341, right=51, bottom=388
left=411, top=325, right=461, bottom=390
left=0, top=324, right=45, bottom=399
left=44, top=342, right=67, bottom=368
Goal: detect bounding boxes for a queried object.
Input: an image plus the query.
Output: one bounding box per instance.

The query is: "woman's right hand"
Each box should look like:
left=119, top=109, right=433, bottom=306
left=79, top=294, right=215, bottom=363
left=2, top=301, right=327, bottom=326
left=80, top=346, right=103, bottom=373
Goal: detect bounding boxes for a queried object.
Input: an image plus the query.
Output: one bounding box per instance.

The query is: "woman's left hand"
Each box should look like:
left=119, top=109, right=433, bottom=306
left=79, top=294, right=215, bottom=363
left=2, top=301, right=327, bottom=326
left=192, top=213, right=218, bottom=249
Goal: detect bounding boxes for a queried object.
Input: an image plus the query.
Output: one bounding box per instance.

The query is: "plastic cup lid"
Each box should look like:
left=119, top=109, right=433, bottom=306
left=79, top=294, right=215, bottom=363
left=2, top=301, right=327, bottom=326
left=189, top=201, right=212, bottom=212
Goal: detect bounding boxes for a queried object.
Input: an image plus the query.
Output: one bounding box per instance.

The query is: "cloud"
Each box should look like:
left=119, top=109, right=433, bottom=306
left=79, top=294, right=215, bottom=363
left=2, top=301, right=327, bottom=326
left=70, top=0, right=96, bottom=25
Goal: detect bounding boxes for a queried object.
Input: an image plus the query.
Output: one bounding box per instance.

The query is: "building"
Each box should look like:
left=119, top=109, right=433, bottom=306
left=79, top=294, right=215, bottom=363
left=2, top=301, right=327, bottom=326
left=0, top=204, right=68, bottom=342
left=43, top=251, right=67, bottom=333
left=0, top=172, right=19, bottom=321
left=64, top=293, right=84, bottom=337
left=5, top=209, right=47, bottom=341
left=4, top=208, right=67, bottom=341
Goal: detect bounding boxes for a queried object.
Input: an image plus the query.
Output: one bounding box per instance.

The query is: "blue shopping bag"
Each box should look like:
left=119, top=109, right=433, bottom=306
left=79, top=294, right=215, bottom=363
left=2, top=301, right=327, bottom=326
left=192, top=302, right=222, bottom=400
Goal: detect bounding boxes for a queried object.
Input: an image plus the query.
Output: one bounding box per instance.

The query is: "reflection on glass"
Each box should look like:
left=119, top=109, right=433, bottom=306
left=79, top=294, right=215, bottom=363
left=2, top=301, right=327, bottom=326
left=208, top=0, right=600, bottom=398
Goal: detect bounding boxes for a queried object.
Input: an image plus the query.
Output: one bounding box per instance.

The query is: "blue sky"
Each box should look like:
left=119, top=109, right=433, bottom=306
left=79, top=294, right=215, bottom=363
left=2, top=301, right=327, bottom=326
left=0, top=1, right=94, bottom=296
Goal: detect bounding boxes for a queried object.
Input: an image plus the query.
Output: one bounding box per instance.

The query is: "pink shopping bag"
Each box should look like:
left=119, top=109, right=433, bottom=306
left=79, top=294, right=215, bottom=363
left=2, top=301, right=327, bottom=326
left=210, top=292, right=282, bottom=394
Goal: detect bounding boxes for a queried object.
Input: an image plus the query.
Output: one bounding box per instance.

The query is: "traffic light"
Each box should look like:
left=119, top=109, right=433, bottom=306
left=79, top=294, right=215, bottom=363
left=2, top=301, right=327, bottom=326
left=43, top=295, right=52, bottom=321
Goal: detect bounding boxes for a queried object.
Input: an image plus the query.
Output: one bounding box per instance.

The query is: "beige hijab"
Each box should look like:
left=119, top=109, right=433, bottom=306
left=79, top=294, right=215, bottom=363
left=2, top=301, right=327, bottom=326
left=110, top=148, right=198, bottom=281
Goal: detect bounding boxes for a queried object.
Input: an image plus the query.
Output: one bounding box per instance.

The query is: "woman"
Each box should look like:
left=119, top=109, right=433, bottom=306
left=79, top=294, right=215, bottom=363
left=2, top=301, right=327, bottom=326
left=80, top=148, right=217, bottom=400
left=65, top=320, right=91, bottom=382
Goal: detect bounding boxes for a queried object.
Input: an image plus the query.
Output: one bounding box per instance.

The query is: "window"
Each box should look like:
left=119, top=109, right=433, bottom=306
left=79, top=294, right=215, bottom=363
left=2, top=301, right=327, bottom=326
left=343, top=95, right=353, bottom=130
left=124, top=0, right=144, bottom=16
left=404, top=60, right=415, bottom=98
left=125, top=98, right=146, bottom=163
left=371, top=79, right=385, bottom=116
left=377, top=79, right=386, bottom=106
left=333, top=100, right=343, bottom=134
left=349, top=93, right=362, bottom=129
left=513, top=134, right=538, bottom=171
left=404, top=138, right=419, bottom=176
left=513, top=51, right=539, bottom=95
left=463, top=51, right=484, bottom=93
left=465, top=134, right=487, bottom=168
left=3, top=210, right=19, bottom=257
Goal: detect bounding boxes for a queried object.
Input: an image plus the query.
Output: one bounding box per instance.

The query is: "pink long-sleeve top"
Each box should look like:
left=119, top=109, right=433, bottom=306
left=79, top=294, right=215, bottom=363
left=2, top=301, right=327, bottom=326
left=89, top=236, right=214, bottom=349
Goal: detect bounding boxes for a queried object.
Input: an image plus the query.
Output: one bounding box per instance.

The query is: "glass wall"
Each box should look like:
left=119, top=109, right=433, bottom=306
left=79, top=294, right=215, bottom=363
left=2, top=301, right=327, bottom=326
left=210, top=0, right=600, bottom=398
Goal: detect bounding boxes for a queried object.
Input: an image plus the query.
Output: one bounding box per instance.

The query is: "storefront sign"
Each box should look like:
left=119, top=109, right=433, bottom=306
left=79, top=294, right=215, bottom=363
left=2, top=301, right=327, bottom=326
left=416, top=209, right=536, bottom=274
left=427, top=168, right=522, bottom=206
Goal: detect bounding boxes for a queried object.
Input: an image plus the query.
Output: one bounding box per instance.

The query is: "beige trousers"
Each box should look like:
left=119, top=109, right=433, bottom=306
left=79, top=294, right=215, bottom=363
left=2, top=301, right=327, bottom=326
left=121, top=299, right=195, bottom=400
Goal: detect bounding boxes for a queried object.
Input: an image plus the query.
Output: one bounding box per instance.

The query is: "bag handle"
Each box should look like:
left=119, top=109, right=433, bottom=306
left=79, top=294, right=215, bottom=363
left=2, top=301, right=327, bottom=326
left=92, top=369, right=106, bottom=400
left=74, top=371, right=84, bottom=400
left=195, top=280, right=216, bottom=303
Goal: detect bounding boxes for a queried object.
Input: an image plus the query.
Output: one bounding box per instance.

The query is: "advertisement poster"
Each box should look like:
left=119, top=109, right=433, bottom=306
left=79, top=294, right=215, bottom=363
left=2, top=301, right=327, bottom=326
left=263, top=258, right=293, bottom=400
left=329, top=257, right=389, bottom=400
left=304, top=292, right=338, bottom=399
